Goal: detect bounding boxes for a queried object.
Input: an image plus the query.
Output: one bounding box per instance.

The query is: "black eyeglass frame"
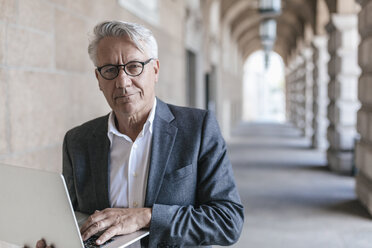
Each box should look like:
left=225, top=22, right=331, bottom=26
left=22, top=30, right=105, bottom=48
left=97, top=58, right=154, bottom=80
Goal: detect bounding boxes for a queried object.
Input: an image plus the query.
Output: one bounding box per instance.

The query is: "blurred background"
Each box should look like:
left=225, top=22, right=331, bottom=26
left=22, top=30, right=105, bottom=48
left=1, top=0, right=372, bottom=247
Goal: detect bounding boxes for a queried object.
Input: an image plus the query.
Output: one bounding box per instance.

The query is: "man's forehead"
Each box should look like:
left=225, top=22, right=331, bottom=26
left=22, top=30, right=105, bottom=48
left=98, top=36, right=138, bottom=49
left=96, top=36, right=147, bottom=61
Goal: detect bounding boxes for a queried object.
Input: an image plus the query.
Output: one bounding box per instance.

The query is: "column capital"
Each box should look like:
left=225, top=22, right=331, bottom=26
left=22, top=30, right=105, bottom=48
left=326, top=14, right=358, bottom=33
left=326, top=14, right=359, bottom=55
left=311, top=35, right=328, bottom=49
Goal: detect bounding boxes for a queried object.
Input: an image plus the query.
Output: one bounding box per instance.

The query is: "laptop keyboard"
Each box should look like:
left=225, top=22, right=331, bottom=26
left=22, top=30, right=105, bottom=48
left=84, top=235, right=115, bottom=248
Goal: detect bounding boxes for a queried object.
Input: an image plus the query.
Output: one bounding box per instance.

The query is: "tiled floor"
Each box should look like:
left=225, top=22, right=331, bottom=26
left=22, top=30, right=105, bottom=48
left=227, top=122, right=372, bottom=248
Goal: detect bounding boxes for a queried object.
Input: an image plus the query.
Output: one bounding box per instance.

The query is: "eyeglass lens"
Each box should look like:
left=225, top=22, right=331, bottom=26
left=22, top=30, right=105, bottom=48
left=101, top=61, right=144, bottom=79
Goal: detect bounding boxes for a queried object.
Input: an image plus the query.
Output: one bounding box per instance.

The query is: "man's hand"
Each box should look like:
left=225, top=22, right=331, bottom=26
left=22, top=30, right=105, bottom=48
left=80, top=208, right=152, bottom=245
left=24, top=239, right=54, bottom=248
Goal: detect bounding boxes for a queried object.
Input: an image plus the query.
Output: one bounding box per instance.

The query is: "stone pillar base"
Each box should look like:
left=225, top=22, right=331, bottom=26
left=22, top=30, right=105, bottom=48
left=313, top=135, right=328, bottom=150
left=327, top=149, right=354, bottom=174
left=356, top=172, right=372, bottom=216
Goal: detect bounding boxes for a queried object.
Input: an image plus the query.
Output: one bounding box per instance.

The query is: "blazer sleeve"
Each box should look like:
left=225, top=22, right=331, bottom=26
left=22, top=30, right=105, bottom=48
left=62, top=131, right=79, bottom=211
left=149, top=110, right=244, bottom=246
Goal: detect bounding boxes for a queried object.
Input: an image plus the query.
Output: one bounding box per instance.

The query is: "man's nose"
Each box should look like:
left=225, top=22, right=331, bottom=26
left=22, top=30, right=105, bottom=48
left=115, top=68, right=131, bottom=88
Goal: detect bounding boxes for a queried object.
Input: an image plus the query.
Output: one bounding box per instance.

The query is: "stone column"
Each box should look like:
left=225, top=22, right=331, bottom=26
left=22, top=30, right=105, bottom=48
left=295, top=55, right=306, bottom=133
left=285, top=65, right=291, bottom=122
left=301, top=47, right=314, bottom=138
left=286, top=60, right=297, bottom=125
left=312, top=36, right=329, bottom=150
left=286, top=56, right=306, bottom=131
left=326, top=14, right=361, bottom=173
left=355, top=0, right=372, bottom=214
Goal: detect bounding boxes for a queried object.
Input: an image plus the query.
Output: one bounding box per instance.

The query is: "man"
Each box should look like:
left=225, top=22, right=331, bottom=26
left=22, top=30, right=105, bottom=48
left=48, top=21, right=243, bottom=247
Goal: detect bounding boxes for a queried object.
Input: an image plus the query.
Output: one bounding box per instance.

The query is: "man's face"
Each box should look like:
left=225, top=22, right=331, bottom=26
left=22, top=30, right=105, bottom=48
left=95, top=36, right=159, bottom=117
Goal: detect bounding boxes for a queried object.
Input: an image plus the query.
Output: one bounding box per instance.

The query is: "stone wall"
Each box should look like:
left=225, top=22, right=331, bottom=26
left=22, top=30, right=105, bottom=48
left=0, top=0, right=186, bottom=174
left=356, top=0, right=372, bottom=215
left=217, top=21, right=244, bottom=139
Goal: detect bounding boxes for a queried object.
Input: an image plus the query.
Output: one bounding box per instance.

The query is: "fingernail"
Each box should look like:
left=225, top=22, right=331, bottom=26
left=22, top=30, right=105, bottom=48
left=96, top=239, right=102, bottom=244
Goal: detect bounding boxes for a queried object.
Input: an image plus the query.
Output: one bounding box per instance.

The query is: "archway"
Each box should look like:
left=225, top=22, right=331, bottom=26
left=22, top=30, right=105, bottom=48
left=243, top=50, right=285, bottom=122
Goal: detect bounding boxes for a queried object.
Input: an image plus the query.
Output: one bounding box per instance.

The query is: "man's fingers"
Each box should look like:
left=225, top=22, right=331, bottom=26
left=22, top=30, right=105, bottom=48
left=96, top=225, right=120, bottom=245
left=36, top=239, right=46, bottom=248
left=80, top=208, right=151, bottom=243
left=80, top=210, right=107, bottom=234
left=81, top=217, right=112, bottom=241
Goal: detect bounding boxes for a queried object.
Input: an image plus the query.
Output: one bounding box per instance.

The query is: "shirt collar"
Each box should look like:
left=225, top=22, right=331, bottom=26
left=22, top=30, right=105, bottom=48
left=147, top=97, right=157, bottom=134
left=107, top=98, right=157, bottom=142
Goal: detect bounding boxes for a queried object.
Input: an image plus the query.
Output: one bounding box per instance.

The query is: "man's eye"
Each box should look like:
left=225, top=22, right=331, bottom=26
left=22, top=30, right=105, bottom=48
left=104, top=67, right=117, bottom=73
left=127, top=64, right=140, bottom=69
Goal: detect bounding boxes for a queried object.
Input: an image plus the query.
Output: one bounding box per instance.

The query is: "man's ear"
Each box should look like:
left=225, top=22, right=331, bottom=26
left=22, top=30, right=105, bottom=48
left=153, top=59, right=160, bottom=83
left=95, top=69, right=103, bottom=91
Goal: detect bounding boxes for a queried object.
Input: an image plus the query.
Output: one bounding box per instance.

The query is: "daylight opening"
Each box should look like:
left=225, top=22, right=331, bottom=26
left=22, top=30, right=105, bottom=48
left=243, top=50, right=285, bottom=122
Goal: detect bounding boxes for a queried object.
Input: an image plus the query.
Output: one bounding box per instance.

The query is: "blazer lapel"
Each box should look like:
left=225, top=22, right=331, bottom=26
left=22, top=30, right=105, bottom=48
left=145, top=100, right=177, bottom=207
left=90, top=114, right=111, bottom=210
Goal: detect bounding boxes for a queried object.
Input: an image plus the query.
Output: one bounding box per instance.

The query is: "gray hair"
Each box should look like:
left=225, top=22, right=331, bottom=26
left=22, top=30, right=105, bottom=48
left=88, top=20, right=158, bottom=66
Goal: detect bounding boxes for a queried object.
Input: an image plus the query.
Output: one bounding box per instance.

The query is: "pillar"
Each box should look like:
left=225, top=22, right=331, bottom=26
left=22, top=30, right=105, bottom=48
left=325, top=14, right=360, bottom=173
left=296, top=55, right=305, bottom=133
left=312, top=36, right=329, bottom=150
left=286, top=60, right=296, bottom=125
left=355, top=0, right=372, bottom=214
left=301, top=47, right=314, bottom=138
left=286, top=55, right=305, bottom=130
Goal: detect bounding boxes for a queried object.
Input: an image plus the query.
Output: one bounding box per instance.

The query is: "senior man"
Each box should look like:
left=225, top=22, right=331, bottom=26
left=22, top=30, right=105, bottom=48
left=44, top=21, right=243, bottom=247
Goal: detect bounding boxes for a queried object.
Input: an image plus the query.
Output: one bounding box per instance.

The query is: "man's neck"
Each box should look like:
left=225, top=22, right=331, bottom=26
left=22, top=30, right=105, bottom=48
left=114, top=101, right=154, bottom=141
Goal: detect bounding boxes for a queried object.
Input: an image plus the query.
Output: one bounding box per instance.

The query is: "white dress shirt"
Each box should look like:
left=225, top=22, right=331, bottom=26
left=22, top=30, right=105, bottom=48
left=107, top=99, right=157, bottom=208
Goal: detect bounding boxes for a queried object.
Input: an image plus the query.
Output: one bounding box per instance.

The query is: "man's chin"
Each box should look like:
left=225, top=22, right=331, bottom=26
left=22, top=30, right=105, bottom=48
left=114, top=104, right=138, bottom=116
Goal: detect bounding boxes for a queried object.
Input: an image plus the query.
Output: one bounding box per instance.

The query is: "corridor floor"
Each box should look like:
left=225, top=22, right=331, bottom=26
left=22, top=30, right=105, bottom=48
left=227, top=122, right=372, bottom=248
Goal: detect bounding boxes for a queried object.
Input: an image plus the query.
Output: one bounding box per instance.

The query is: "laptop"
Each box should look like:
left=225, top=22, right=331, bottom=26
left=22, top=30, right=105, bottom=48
left=0, top=163, right=149, bottom=247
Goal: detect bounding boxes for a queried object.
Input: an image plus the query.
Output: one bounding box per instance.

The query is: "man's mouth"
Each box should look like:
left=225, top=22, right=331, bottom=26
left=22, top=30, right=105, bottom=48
left=114, top=93, right=135, bottom=100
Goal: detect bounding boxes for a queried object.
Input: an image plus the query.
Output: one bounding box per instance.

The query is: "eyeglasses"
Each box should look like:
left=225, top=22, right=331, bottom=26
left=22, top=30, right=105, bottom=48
left=97, top=58, right=154, bottom=80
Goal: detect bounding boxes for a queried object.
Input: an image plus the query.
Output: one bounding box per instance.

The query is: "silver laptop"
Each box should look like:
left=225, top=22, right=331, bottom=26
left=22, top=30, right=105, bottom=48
left=0, top=163, right=149, bottom=247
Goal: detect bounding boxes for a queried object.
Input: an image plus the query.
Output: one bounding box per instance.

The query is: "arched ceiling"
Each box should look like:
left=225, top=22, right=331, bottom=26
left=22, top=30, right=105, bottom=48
left=221, top=0, right=259, bottom=24
left=325, top=0, right=360, bottom=14
left=274, top=37, right=290, bottom=61
left=325, top=0, right=337, bottom=13
left=231, top=13, right=261, bottom=41
left=242, top=36, right=263, bottom=59
left=238, top=28, right=259, bottom=50
left=220, top=0, right=318, bottom=62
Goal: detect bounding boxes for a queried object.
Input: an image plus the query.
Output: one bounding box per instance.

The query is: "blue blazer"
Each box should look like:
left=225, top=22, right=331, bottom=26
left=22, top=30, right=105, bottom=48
left=63, top=99, right=244, bottom=247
